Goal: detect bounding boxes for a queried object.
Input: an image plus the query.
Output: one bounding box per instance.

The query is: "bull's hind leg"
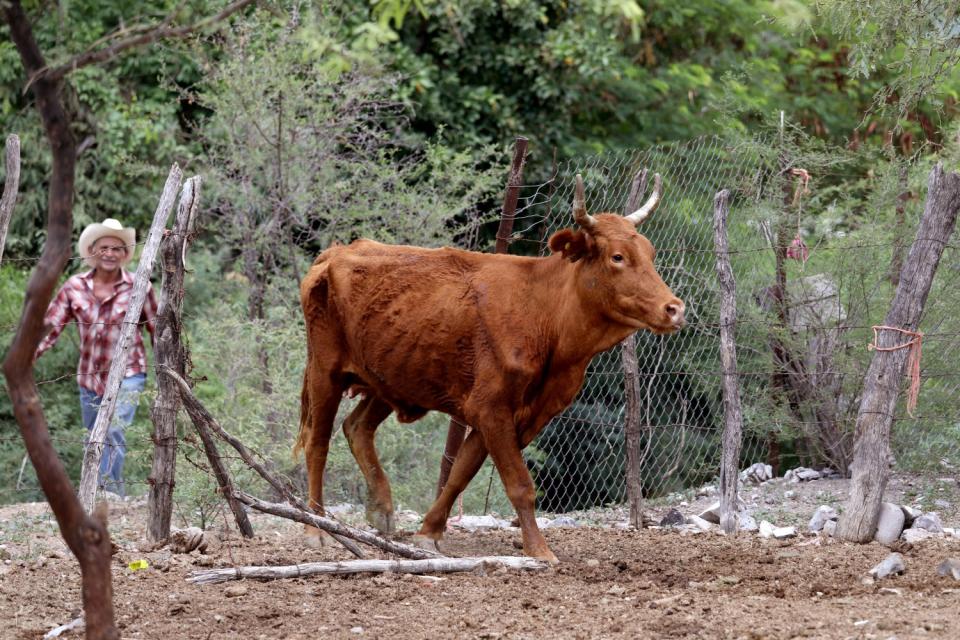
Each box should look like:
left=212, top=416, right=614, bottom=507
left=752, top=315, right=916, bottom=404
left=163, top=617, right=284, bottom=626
left=301, top=366, right=344, bottom=548
left=342, top=395, right=395, bottom=534
left=414, top=428, right=488, bottom=552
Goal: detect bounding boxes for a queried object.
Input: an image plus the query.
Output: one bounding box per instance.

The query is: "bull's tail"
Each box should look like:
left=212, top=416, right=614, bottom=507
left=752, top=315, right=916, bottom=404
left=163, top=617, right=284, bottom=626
left=293, top=366, right=310, bottom=460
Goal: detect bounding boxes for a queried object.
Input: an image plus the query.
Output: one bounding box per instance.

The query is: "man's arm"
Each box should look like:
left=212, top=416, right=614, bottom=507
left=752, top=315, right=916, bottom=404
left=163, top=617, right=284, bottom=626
left=35, top=284, right=73, bottom=359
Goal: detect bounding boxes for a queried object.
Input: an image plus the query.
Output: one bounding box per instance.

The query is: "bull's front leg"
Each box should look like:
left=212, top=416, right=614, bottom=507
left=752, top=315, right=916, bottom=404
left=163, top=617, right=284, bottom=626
left=483, top=425, right=558, bottom=565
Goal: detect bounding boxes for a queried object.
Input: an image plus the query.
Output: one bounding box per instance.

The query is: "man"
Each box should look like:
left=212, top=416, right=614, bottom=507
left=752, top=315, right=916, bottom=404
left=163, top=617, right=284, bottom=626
left=36, top=218, right=158, bottom=497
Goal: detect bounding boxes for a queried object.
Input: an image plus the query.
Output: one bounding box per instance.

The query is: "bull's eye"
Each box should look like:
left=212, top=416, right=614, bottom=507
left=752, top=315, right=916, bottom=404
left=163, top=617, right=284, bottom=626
left=611, top=253, right=624, bottom=264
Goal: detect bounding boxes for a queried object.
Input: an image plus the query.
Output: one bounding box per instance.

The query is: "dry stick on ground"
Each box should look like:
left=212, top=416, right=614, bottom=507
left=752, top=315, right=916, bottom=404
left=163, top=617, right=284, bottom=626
left=158, top=366, right=364, bottom=558
left=838, top=163, right=960, bottom=542
left=233, top=491, right=442, bottom=560
left=188, top=555, right=547, bottom=585
left=146, top=176, right=201, bottom=541
left=621, top=168, right=648, bottom=529
left=713, top=189, right=744, bottom=536
left=0, top=133, right=21, bottom=264
left=78, top=164, right=183, bottom=512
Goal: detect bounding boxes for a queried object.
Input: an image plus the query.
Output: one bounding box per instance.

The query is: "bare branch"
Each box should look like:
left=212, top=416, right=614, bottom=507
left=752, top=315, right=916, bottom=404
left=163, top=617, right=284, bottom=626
left=40, top=0, right=257, bottom=82
left=0, top=134, right=21, bottom=265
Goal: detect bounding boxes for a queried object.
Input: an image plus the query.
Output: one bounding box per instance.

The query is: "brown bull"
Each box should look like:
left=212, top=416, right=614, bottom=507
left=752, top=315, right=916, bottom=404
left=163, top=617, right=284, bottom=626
left=298, top=174, right=684, bottom=563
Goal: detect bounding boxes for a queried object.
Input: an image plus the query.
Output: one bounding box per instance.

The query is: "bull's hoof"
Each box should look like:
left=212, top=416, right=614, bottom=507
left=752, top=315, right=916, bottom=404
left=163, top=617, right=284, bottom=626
left=528, top=548, right=560, bottom=565
left=367, top=508, right=396, bottom=536
left=410, top=534, right=441, bottom=554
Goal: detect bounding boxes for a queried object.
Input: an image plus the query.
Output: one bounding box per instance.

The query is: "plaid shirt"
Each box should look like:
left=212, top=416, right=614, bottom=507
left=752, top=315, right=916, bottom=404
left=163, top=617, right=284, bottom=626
left=36, top=270, right=158, bottom=395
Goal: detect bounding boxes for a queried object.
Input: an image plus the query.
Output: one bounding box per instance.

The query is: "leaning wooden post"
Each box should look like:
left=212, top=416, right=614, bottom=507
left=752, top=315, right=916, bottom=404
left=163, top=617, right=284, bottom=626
left=78, top=164, right=183, bottom=512
left=712, top=189, right=743, bottom=535
left=146, top=176, right=201, bottom=541
left=436, top=136, right=528, bottom=498
left=0, top=134, right=21, bottom=264
left=837, top=163, right=960, bottom=542
left=622, top=168, right=649, bottom=529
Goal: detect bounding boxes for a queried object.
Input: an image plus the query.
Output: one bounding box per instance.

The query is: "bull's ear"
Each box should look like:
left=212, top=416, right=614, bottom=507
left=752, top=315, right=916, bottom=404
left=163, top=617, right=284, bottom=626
left=548, top=229, right=593, bottom=262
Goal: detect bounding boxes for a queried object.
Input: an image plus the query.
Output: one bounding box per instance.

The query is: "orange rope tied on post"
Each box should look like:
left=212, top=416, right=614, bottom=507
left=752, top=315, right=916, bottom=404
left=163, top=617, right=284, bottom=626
left=868, top=325, right=924, bottom=417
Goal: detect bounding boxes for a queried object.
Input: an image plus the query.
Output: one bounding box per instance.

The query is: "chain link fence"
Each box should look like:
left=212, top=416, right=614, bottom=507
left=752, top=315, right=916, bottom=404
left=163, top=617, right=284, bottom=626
left=4, top=136, right=960, bottom=524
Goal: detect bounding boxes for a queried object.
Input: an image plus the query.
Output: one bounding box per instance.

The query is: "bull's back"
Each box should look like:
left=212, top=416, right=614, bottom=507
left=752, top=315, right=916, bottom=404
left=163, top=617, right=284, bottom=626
left=304, top=240, right=499, bottom=416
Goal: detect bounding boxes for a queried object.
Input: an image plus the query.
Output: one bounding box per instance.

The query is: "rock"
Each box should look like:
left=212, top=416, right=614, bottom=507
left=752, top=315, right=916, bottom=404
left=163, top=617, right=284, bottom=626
left=809, top=505, right=839, bottom=532
left=698, top=501, right=721, bottom=524
left=822, top=520, right=837, bottom=537
left=773, top=526, right=797, bottom=539
left=738, top=514, right=758, bottom=532
left=873, top=502, right=905, bottom=545
left=934, top=499, right=951, bottom=509
left=901, top=528, right=935, bottom=544
left=900, top=505, right=922, bottom=526
left=224, top=584, right=248, bottom=598
left=759, top=521, right=776, bottom=538
left=740, top=463, right=773, bottom=484
left=795, top=468, right=822, bottom=481
left=913, top=513, right=944, bottom=533
left=585, top=559, right=600, bottom=568
left=784, top=469, right=797, bottom=482
left=659, top=509, right=685, bottom=527
left=450, top=515, right=511, bottom=531
left=686, top=515, right=714, bottom=531
left=543, top=516, right=579, bottom=529
left=936, top=559, right=960, bottom=581
left=695, top=484, right=717, bottom=497
left=169, top=527, right=208, bottom=555
left=783, top=490, right=796, bottom=499
left=869, top=553, right=905, bottom=579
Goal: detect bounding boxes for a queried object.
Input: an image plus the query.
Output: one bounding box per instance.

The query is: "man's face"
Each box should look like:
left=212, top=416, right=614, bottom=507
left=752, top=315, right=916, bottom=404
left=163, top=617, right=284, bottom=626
left=89, top=236, right=128, bottom=273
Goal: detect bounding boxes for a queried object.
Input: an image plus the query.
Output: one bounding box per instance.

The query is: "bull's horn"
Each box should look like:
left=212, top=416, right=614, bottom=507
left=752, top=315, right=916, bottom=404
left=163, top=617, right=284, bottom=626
left=625, top=173, right=663, bottom=226
left=572, top=174, right=597, bottom=231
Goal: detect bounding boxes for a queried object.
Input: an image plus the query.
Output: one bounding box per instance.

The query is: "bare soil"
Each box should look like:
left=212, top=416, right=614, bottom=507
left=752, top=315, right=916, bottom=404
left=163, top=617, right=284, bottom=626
left=2, top=482, right=960, bottom=640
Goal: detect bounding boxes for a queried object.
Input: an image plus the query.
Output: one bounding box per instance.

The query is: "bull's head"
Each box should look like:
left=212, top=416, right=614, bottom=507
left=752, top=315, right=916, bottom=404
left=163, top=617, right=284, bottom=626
left=548, top=174, right=686, bottom=334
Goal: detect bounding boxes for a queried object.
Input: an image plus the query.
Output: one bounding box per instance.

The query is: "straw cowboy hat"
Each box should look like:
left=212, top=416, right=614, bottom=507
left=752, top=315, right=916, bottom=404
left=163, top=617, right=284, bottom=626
left=78, top=218, right=136, bottom=268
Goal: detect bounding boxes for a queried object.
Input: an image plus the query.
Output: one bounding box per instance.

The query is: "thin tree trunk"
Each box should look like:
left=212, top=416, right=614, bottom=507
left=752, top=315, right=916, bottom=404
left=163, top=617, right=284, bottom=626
left=621, top=168, right=649, bottom=528
left=1, top=3, right=116, bottom=637
left=0, top=134, right=21, bottom=264
left=78, top=164, right=183, bottom=512
left=188, top=555, right=547, bottom=585
left=713, top=189, right=743, bottom=535
left=147, top=176, right=201, bottom=541
left=837, top=163, right=960, bottom=542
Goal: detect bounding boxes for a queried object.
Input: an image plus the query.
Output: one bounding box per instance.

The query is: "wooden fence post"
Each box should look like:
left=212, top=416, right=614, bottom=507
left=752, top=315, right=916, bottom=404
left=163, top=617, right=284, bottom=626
left=78, top=164, right=183, bottom=512
left=622, top=169, right=649, bottom=528
left=712, top=189, right=743, bottom=535
left=436, top=136, right=528, bottom=499
left=838, top=163, right=960, bottom=542
left=0, top=134, right=21, bottom=264
left=146, top=176, right=201, bottom=540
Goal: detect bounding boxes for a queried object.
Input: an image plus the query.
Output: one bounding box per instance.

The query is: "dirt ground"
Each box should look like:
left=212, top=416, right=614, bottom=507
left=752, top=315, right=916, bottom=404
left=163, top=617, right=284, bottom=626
left=2, top=476, right=960, bottom=640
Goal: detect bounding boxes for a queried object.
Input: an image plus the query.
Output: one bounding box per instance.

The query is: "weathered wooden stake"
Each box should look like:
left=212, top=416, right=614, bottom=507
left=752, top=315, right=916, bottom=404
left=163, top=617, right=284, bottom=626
left=0, top=133, right=21, bottom=265
left=713, top=189, right=743, bottom=535
left=622, top=168, right=649, bottom=529
left=838, top=163, right=960, bottom=542
left=79, top=163, right=183, bottom=512
left=146, top=176, right=201, bottom=541
left=436, top=135, right=528, bottom=498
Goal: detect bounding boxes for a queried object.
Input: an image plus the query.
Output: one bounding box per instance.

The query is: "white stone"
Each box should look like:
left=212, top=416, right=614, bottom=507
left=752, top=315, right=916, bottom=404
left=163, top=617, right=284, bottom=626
left=738, top=514, right=758, bottom=532
left=784, top=490, right=796, bottom=499
left=809, top=505, right=839, bottom=532
left=450, top=515, right=511, bottom=531
left=902, top=528, right=936, bottom=544
left=795, top=468, right=822, bottom=481
left=936, top=558, right=960, bottom=581
left=759, top=520, right=776, bottom=538
left=913, top=513, right=944, bottom=533
left=873, top=502, right=905, bottom=545
left=869, top=553, right=905, bottom=579
left=900, top=505, right=922, bottom=525
left=784, top=469, right=796, bottom=482
left=543, top=516, right=579, bottom=529
left=822, top=520, right=837, bottom=537
left=773, top=526, right=797, bottom=539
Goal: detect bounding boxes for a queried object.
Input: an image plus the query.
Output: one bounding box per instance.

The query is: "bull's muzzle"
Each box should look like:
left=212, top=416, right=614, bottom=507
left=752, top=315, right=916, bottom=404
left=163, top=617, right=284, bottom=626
left=665, top=299, right=686, bottom=330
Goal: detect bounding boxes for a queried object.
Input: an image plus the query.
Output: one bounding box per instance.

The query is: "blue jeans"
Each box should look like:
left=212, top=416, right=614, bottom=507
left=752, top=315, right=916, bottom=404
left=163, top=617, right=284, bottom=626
left=80, top=373, right=146, bottom=497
